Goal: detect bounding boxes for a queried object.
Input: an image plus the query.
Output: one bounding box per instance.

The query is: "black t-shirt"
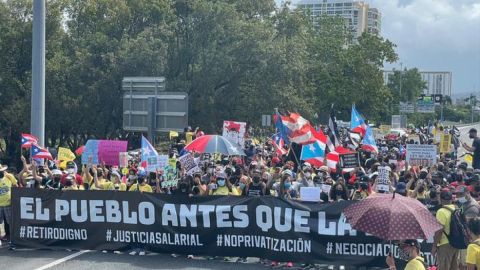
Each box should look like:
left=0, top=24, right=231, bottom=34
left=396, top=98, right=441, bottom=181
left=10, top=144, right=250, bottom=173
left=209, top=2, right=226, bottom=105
left=472, top=137, right=480, bottom=169
left=247, top=183, right=265, bottom=196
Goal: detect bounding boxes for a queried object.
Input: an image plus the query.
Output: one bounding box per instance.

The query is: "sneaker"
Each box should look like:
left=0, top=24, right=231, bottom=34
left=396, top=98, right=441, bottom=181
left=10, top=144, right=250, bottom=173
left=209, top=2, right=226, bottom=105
left=187, top=255, right=194, bottom=259
left=223, top=257, right=230, bottom=262
left=129, top=251, right=137, bottom=256
left=113, top=251, right=122, bottom=254
left=236, top=257, right=247, bottom=263
left=138, top=251, right=146, bottom=256
left=271, top=261, right=278, bottom=267
left=171, top=254, right=179, bottom=258
left=102, top=250, right=108, bottom=254
left=286, top=262, right=293, bottom=268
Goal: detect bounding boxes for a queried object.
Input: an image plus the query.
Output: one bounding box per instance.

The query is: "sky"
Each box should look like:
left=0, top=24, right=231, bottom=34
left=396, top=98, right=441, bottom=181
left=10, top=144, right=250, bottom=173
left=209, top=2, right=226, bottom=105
left=276, top=0, right=480, bottom=96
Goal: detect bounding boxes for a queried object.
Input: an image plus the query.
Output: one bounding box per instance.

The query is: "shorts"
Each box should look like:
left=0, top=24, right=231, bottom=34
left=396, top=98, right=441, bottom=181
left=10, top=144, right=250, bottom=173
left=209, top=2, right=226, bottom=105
left=0, top=206, right=12, bottom=226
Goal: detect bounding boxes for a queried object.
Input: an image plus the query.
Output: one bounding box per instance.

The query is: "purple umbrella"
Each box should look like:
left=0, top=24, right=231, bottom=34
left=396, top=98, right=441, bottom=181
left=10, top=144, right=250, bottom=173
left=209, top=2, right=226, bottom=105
left=343, top=193, right=442, bottom=240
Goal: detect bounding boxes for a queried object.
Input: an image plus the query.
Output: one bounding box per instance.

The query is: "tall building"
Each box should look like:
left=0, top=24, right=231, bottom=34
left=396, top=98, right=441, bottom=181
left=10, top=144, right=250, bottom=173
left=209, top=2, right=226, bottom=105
left=383, top=70, right=453, bottom=97
left=296, top=0, right=382, bottom=37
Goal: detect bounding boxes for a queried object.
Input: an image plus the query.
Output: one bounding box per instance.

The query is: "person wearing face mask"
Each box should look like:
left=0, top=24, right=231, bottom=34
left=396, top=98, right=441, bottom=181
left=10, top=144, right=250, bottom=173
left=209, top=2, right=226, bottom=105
left=386, top=239, right=426, bottom=270
left=466, top=217, right=480, bottom=270
left=246, top=173, right=266, bottom=197
left=330, top=182, right=348, bottom=202
left=462, top=128, right=480, bottom=170
left=209, top=172, right=238, bottom=196
left=44, top=169, right=63, bottom=190
left=63, top=161, right=83, bottom=187
left=0, top=163, right=18, bottom=245
left=454, top=185, right=480, bottom=270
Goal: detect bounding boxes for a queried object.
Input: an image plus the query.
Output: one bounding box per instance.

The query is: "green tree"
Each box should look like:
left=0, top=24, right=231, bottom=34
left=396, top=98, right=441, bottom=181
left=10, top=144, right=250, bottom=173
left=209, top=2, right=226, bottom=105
left=386, top=68, right=426, bottom=103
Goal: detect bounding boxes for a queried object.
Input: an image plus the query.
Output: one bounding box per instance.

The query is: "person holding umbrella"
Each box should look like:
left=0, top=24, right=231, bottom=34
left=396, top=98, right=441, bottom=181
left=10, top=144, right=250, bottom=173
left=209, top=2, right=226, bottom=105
left=386, top=239, right=426, bottom=270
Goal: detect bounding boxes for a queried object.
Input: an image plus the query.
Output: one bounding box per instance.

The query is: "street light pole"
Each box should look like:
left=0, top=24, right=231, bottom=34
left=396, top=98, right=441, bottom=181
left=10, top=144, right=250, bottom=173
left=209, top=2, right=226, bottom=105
left=31, top=0, right=46, bottom=146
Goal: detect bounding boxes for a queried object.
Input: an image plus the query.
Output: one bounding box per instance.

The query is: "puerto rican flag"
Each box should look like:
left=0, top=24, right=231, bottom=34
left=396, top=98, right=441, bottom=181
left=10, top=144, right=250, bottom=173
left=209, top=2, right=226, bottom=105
left=361, top=126, right=378, bottom=154
left=326, top=146, right=353, bottom=172
left=21, top=133, right=38, bottom=148
left=31, top=144, right=53, bottom=160
left=272, top=133, right=288, bottom=156
left=350, top=105, right=368, bottom=138
left=278, top=112, right=315, bottom=145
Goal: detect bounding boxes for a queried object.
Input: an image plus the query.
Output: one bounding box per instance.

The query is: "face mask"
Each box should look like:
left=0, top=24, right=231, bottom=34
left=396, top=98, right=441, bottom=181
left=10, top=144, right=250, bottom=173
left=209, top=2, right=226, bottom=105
left=239, top=183, right=246, bottom=190
left=207, top=168, right=214, bottom=174
left=97, top=172, right=103, bottom=178
left=253, top=176, right=260, bottom=184
left=418, top=187, right=425, bottom=193
left=398, top=247, right=411, bottom=261
left=67, top=168, right=75, bottom=174
left=217, top=179, right=225, bottom=187
left=284, top=182, right=291, bottom=189
left=53, top=176, right=61, bottom=182
left=458, top=196, right=467, bottom=204
left=0, top=172, right=4, bottom=179
left=474, top=186, right=480, bottom=192
left=305, top=172, right=311, bottom=178
left=128, top=175, right=136, bottom=180
left=470, top=134, right=475, bottom=139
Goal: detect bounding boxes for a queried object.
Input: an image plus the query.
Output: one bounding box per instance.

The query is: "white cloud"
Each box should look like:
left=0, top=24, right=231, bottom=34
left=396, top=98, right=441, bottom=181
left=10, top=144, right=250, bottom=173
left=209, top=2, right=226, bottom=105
left=278, top=0, right=480, bottom=94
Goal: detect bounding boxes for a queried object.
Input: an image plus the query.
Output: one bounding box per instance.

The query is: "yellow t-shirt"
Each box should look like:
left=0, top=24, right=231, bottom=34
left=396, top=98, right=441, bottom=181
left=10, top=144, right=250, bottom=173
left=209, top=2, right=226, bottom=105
left=210, top=186, right=239, bottom=196
left=63, top=185, right=79, bottom=191
left=90, top=178, right=113, bottom=191
left=405, top=256, right=425, bottom=270
left=436, top=204, right=455, bottom=246
left=129, top=184, right=153, bottom=193
left=466, top=241, right=480, bottom=269
left=0, top=173, right=18, bottom=206
left=113, top=182, right=127, bottom=191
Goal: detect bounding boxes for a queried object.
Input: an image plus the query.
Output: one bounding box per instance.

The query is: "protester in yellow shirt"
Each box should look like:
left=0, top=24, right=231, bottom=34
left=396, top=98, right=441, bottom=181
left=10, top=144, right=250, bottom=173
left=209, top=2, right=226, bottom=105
left=386, top=239, right=426, bottom=270
left=432, top=189, right=459, bottom=270
left=467, top=217, right=480, bottom=270
left=0, top=164, right=18, bottom=244
left=91, top=166, right=113, bottom=191
left=129, top=176, right=153, bottom=193
left=208, top=172, right=239, bottom=196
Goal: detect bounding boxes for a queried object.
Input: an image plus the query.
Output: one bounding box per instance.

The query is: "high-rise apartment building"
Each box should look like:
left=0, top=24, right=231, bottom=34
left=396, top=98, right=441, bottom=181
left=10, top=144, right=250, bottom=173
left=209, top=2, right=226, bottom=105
left=296, top=0, right=382, bottom=37
left=383, top=70, right=453, bottom=97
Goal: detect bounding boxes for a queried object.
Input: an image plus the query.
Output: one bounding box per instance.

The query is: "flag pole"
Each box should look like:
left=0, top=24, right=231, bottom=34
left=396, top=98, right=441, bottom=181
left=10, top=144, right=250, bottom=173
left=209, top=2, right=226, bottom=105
left=289, top=142, right=302, bottom=171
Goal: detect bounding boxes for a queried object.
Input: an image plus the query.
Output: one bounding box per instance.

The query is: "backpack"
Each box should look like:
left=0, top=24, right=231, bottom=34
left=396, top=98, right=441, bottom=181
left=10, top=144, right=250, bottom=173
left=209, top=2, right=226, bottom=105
left=442, top=206, right=470, bottom=249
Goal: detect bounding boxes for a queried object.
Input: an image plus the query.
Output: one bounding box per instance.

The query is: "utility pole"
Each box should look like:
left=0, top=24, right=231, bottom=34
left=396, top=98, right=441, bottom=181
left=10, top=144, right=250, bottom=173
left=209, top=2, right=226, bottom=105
left=31, top=0, right=46, bottom=146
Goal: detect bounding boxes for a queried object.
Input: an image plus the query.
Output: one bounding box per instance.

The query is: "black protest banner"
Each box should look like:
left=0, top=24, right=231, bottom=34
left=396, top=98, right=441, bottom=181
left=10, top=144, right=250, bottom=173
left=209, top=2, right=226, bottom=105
left=11, top=188, right=435, bottom=267
left=339, top=153, right=360, bottom=169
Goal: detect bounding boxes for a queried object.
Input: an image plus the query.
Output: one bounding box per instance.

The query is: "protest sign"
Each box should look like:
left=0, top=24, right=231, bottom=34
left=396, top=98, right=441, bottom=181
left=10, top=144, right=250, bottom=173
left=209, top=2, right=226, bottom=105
left=299, top=187, right=321, bottom=202
left=179, top=153, right=200, bottom=175
left=119, top=152, right=129, bottom=168
left=406, top=144, right=437, bottom=166
left=12, top=188, right=435, bottom=268
left=161, top=178, right=179, bottom=188
left=321, top=184, right=332, bottom=195
left=407, top=134, right=421, bottom=144
left=58, top=147, right=76, bottom=161
left=375, top=166, right=391, bottom=192
left=439, top=134, right=452, bottom=153
left=339, top=153, right=360, bottom=169
left=82, top=140, right=128, bottom=166
left=158, top=155, right=169, bottom=170
left=222, top=120, right=246, bottom=146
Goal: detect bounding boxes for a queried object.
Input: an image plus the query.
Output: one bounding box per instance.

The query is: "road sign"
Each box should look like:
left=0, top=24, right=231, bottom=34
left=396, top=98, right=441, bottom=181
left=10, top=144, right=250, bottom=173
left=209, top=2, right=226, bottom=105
left=122, top=77, right=188, bottom=136
left=261, top=115, right=271, bottom=127
left=399, top=102, right=415, bottom=113
left=416, top=99, right=435, bottom=113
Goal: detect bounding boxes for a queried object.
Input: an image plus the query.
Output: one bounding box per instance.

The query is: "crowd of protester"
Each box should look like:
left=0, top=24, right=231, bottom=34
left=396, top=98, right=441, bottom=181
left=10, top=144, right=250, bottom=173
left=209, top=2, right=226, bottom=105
left=0, top=125, right=479, bottom=270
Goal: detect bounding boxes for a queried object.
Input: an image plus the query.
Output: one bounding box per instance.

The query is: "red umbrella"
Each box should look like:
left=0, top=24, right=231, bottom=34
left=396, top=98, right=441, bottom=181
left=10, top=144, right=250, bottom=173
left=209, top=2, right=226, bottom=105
left=184, top=135, right=245, bottom=156
left=343, top=193, right=442, bottom=240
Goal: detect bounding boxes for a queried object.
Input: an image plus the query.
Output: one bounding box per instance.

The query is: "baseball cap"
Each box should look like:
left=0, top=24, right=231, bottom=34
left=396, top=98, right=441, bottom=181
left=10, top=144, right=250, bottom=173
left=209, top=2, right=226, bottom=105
left=440, top=189, right=453, bottom=201
left=469, top=128, right=477, bottom=133
left=282, top=169, right=293, bottom=177
left=51, top=169, right=63, bottom=175
left=401, top=239, right=420, bottom=249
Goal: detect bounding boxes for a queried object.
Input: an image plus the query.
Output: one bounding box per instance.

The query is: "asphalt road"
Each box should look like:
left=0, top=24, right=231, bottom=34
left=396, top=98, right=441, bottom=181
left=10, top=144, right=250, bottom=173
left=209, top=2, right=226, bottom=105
left=0, top=246, right=358, bottom=270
